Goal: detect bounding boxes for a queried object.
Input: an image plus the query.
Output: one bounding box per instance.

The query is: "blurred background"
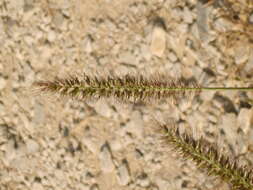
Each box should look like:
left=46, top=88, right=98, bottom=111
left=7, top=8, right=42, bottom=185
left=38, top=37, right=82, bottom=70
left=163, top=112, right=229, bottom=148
left=0, top=0, right=253, bottom=189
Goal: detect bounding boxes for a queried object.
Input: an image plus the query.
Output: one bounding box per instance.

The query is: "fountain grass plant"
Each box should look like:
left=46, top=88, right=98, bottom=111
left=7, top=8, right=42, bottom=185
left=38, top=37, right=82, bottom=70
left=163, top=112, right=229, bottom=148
left=33, top=72, right=253, bottom=189
left=32, top=1, right=253, bottom=189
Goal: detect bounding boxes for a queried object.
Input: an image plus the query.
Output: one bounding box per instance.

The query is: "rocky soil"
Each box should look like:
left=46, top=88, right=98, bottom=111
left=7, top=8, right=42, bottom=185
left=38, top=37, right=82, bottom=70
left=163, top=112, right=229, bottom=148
left=0, top=0, right=253, bottom=190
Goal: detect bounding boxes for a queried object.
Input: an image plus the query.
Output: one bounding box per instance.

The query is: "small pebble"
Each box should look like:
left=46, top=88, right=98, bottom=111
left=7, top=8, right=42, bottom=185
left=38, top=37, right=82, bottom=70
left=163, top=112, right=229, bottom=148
left=26, top=139, right=40, bottom=153
left=167, top=51, right=178, bottom=62
left=90, top=184, right=99, bottom=190
left=0, top=77, right=6, bottom=90
left=238, top=108, right=252, bottom=133
left=99, top=143, right=114, bottom=173
left=150, top=20, right=166, bottom=57
left=117, top=160, right=130, bottom=186
left=183, top=7, right=194, bottom=24
left=249, top=13, right=253, bottom=24
left=93, top=101, right=114, bottom=118
left=220, top=113, right=238, bottom=143
left=137, top=173, right=150, bottom=187
left=84, top=35, right=93, bottom=54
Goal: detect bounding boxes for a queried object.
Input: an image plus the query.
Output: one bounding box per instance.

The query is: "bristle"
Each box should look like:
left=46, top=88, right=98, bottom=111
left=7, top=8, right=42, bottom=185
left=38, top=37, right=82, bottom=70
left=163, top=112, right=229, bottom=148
left=157, top=123, right=253, bottom=189
left=33, top=73, right=200, bottom=103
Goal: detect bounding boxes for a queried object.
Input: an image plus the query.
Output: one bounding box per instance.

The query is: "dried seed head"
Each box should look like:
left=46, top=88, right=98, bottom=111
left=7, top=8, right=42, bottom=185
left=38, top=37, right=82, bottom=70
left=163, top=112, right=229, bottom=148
left=33, top=73, right=201, bottom=103
left=156, top=122, right=253, bottom=189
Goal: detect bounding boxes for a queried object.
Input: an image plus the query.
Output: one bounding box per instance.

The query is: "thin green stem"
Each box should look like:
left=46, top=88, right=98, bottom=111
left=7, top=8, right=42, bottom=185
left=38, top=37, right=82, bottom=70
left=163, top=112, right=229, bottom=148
left=156, top=87, right=253, bottom=91
left=201, top=87, right=253, bottom=91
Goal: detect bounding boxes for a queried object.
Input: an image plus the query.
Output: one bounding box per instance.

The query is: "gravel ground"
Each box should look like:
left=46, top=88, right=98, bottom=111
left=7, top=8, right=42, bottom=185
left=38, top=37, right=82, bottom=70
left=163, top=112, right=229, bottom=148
left=1, top=0, right=253, bottom=190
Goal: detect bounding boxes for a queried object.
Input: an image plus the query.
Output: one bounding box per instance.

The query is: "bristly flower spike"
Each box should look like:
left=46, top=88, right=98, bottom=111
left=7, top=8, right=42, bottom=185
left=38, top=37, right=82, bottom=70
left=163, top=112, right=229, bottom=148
left=33, top=73, right=253, bottom=103
left=158, top=123, right=253, bottom=190
left=33, top=73, right=200, bottom=102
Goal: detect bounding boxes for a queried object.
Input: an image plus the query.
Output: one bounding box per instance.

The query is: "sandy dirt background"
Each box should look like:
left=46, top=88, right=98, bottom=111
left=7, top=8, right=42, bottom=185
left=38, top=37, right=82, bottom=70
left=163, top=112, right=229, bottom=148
left=1, top=0, right=253, bottom=190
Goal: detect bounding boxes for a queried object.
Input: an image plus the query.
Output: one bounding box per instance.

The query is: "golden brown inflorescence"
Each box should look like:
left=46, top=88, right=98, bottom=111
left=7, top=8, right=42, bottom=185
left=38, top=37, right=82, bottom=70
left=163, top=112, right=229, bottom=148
left=158, top=123, right=253, bottom=190
left=33, top=74, right=200, bottom=103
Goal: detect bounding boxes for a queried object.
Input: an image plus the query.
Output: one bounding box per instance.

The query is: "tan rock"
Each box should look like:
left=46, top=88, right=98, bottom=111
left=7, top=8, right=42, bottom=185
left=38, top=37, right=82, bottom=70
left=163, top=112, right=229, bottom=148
left=150, top=22, right=166, bottom=57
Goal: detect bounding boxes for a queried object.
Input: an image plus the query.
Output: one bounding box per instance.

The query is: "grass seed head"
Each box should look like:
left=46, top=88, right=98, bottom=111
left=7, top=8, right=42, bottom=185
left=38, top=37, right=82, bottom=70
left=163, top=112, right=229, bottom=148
left=33, top=73, right=201, bottom=103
